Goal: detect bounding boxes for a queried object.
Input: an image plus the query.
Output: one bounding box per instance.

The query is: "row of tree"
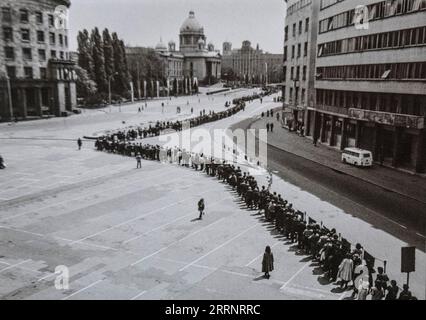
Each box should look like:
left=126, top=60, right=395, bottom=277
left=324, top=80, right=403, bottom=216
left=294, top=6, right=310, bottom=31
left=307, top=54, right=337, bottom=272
left=77, top=28, right=131, bottom=101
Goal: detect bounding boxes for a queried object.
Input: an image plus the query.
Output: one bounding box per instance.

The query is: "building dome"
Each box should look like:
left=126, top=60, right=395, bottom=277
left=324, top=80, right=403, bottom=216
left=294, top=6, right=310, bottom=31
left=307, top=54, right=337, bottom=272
left=155, top=38, right=167, bottom=52
left=180, top=11, right=204, bottom=33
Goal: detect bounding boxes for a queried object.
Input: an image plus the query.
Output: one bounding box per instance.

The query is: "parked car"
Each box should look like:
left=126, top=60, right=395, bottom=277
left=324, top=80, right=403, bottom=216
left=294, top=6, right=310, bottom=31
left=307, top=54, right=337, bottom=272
left=342, top=148, right=373, bottom=167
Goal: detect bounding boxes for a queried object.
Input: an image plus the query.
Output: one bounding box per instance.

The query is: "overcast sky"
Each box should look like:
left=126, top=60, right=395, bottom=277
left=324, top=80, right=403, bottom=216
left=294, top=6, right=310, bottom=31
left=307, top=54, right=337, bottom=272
left=68, top=0, right=286, bottom=53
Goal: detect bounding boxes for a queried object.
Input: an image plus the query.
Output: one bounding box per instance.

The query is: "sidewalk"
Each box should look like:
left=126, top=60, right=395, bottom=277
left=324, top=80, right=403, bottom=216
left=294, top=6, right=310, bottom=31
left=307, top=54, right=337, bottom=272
left=250, top=117, right=426, bottom=204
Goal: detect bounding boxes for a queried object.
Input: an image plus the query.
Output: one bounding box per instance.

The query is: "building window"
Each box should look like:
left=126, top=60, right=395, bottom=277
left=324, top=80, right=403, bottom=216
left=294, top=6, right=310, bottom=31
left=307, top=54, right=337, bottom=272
left=60, top=51, right=64, bottom=60
left=303, top=66, right=307, bottom=80
left=301, top=88, right=306, bottom=105
left=305, top=18, right=310, bottom=32
left=299, top=20, right=303, bottom=35
left=291, top=67, right=294, bottom=80
left=49, top=32, right=56, bottom=45
left=24, top=67, right=33, bottom=79
left=40, top=67, right=47, bottom=79
left=296, top=66, right=300, bottom=80
left=4, top=46, right=15, bottom=60
left=22, top=47, right=32, bottom=60
left=51, top=50, right=57, bottom=58
left=64, top=35, right=68, bottom=47
left=284, top=46, right=287, bottom=62
left=3, top=27, right=13, bottom=42
left=59, top=34, right=63, bottom=46
left=6, top=66, right=16, bottom=78
left=304, top=42, right=308, bottom=56
left=297, top=43, right=301, bottom=57
left=36, top=11, right=43, bottom=24
left=284, top=26, right=288, bottom=41
left=37, top=30, right=45, bottom=43
left=293, top=23, right=296, bottom=37
left=283, top=66, right=287, bottom=81
left=20, top=9, right=29, bottom=23
left=38, top=49, right=46, bottom=61
left=48, top=14, right=55, bottom=27
left=2, top=7, right=12, bottom=23
left=21, top=29, right=30, bottom=42
left=292, top=45, right=295, bottom=59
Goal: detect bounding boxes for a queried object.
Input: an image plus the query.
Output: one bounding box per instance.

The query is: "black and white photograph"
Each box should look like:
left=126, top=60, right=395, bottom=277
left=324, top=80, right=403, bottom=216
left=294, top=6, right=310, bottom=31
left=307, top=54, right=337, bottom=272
left=0, top=0, right=425, bottom=310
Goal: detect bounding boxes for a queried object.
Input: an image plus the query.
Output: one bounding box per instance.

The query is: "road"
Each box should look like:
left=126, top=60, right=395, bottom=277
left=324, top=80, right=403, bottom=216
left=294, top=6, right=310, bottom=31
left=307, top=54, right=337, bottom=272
left=235, top=119, right=426, bottom=252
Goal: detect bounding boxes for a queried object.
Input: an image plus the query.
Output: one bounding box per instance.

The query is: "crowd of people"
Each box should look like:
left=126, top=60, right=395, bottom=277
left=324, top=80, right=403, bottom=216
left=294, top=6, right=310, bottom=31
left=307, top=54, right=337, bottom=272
left=93, top=89, right=416, bottom=301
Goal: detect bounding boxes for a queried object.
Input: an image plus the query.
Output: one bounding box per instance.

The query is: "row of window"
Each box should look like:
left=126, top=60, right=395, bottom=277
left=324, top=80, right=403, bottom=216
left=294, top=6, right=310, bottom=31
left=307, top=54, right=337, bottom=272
left=5, top=65, right=47, bottom=80
left=320, top=0, right=346, bottom=10
left=1, top=7, right=56, bottom=27
left=3, top=27, right=68, bottom=47
left=317, top=62, right=426, bottom=80
left=284, top=42, right=309, bottom=61
left=4, top=46, right=69, bottom=61
left=284, top=18, right=310, bottom=41
left=318, top=26, right=426, bottom=57
left=316, top=89, right=426, bottom=116
left=283, top=85, right=307, bottom=106
left=319, top=0, right=426, bottom=34
left=287, top=0, right=312, bottom=16
left=286, top=65, right=308, bottom=81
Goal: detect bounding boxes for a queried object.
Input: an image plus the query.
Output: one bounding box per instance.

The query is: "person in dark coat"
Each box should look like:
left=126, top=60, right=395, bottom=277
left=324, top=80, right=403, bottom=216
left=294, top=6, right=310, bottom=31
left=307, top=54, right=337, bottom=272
left=262, top=245, right=274, bottom=279
left=198, top=198, right=205, bottom=220
left=77, top=138, right=82, bottom=150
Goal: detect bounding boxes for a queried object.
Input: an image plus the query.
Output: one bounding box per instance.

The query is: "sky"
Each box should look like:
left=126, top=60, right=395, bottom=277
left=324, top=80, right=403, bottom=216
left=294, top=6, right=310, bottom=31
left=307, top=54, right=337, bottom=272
left=68, top=0, right=286, bottom=53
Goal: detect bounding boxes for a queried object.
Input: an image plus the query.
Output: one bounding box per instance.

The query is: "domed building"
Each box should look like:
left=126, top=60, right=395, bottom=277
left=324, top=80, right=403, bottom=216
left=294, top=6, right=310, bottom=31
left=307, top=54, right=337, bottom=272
left=152, top=11, right=221, bottom=88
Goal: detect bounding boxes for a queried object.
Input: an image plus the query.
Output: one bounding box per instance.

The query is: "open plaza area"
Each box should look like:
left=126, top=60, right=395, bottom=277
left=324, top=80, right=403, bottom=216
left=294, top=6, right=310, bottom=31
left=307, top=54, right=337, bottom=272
left=0, top=90, right=425, bottom=300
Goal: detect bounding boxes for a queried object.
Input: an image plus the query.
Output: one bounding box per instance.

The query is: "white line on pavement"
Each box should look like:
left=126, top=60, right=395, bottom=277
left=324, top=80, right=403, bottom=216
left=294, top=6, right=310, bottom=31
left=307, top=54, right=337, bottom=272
left=279, top=262, right=310, bottom=291
left=61, top=279, right=103, bottom=300
left=0, top=225, right=44, bottom=237
left=0, top=260, right=31, bottom=273
left=179, top=224, right=258, bottom=272
left=130, top=290, right=147, bottom=300
left=131, top=217, right=228, bottom=266
left=69, top=185, right=201, bottom=245
left=122, top=196, right=231, bottom=245
left=245, top=242, right=280, bottom=267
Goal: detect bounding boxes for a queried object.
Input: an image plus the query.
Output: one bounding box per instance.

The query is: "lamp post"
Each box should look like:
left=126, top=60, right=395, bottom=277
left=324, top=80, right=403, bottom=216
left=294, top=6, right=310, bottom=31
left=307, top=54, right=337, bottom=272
left=108, top=72, right=118, bottom=106
left=6, top=74, right=13, bottom=122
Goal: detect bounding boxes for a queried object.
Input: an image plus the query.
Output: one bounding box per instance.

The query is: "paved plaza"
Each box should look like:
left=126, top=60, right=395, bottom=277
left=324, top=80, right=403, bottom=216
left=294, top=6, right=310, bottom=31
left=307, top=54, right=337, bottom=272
left=0, top=90, right=425, bottom=300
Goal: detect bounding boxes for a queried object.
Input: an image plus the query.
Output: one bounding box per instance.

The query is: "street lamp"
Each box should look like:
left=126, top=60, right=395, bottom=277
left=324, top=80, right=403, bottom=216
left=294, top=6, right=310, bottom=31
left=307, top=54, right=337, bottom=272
left=108, top=72, right=118, bottom=106
left=1, top=73, right=13, bottom=122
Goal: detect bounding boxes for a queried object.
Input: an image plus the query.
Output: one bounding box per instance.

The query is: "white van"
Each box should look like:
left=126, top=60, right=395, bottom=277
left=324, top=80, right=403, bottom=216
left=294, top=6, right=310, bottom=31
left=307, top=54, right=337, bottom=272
left=341, top=148, right=373, bottom=167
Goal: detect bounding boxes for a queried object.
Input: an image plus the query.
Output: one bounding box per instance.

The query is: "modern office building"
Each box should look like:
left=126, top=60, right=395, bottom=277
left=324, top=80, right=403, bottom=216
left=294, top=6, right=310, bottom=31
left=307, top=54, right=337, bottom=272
left=222, top=40, right=283, bottom=84
left=309, top=0, right=426, bottom=173
left=0, top=0, right=77, bottom=121
left=282, top=0, right=319, bottom=130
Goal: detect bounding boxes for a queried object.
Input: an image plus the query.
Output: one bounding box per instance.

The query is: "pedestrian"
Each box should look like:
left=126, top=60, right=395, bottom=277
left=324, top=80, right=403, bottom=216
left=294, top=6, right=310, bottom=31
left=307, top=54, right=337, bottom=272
left=198, top=198, right=205, bottom=220
left=0, top=155, right=6, bottom=169
left=136, top=153, right=142, bottom=169
left=262, top=245, right=274, bottom=279
left=370, top=280, right=384, bottom=300
left=375, top=267, right=389, bottom=292
left=398, top=284, right=412, bottom=300
left=138, top=107, right=141, bottom=113
left=356, top=272, right=370, bottom=300
left=337, top=254, right=353, bottom=289
left=385, top=280, right=399, bottom=300
left=77, top=138, right=82, bottom=150
left=313, top=136, right=318, bottom=147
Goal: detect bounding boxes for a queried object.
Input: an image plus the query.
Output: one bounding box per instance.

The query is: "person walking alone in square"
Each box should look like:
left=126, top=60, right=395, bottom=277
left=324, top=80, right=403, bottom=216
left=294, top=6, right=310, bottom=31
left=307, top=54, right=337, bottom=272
left=136, top=153, right=142, bottom=169
left=198, top=198, right=205, bottom=220
left=77, top=138, right=82, bottom=150
left=262, top=246, right=274, bottom=279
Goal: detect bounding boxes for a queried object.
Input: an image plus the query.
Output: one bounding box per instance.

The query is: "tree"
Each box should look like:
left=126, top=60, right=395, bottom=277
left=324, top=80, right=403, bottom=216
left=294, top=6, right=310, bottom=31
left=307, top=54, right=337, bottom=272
left=77, top=29, right=94, bottom=80
left=102, top=28, right=115, bottom=84
left=112, top=32, right=131, bottom=95
left=74, top=65, right=97, bottom=99
left=90, top=28, right=108, bottom=93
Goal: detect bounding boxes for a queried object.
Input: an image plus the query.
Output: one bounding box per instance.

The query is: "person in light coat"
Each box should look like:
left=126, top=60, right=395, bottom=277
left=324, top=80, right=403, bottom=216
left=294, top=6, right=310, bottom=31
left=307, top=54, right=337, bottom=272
left=337, top=254, right=353, bottom=289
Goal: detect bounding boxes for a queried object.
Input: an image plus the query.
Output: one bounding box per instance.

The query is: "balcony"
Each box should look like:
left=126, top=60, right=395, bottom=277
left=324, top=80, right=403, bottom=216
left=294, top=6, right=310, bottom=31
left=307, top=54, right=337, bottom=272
left=314, top=104, right=350, bottom=116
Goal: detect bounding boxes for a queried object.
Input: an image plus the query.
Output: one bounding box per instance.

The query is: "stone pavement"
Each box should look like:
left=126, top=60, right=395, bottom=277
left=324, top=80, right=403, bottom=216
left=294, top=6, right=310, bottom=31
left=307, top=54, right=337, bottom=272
left=0, top=138, right=351, bottom=300
left=250, top=116, right=426, bottom=204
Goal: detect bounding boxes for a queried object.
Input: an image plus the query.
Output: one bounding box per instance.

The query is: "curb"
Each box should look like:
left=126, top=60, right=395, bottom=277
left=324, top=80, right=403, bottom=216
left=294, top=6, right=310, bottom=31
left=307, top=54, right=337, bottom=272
left=247, top=118, right=426, bottom=206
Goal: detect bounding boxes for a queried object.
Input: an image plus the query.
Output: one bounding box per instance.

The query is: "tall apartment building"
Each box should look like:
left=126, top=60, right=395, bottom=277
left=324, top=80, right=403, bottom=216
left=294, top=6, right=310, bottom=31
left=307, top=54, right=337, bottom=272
left=0, top=0, right=77, bottom=121
left=309, top=0, right=426, bottom=173
left=282, top=0, right=320, bottom=130
left=222, top=41, right=283, bottom=84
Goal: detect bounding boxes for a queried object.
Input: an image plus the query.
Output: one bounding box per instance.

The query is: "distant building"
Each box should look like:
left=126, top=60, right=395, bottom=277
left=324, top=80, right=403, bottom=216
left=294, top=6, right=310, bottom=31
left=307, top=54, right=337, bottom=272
left=282, top=0, right=319, bottom=130
left=0, top=0, right=77, bottom=121
left=222, top=40, right=283, bottom=84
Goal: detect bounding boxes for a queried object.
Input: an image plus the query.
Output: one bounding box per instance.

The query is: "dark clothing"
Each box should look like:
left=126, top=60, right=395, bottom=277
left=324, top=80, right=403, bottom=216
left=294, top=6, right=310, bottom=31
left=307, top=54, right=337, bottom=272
left=262, top=252, right=274, bottom=273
